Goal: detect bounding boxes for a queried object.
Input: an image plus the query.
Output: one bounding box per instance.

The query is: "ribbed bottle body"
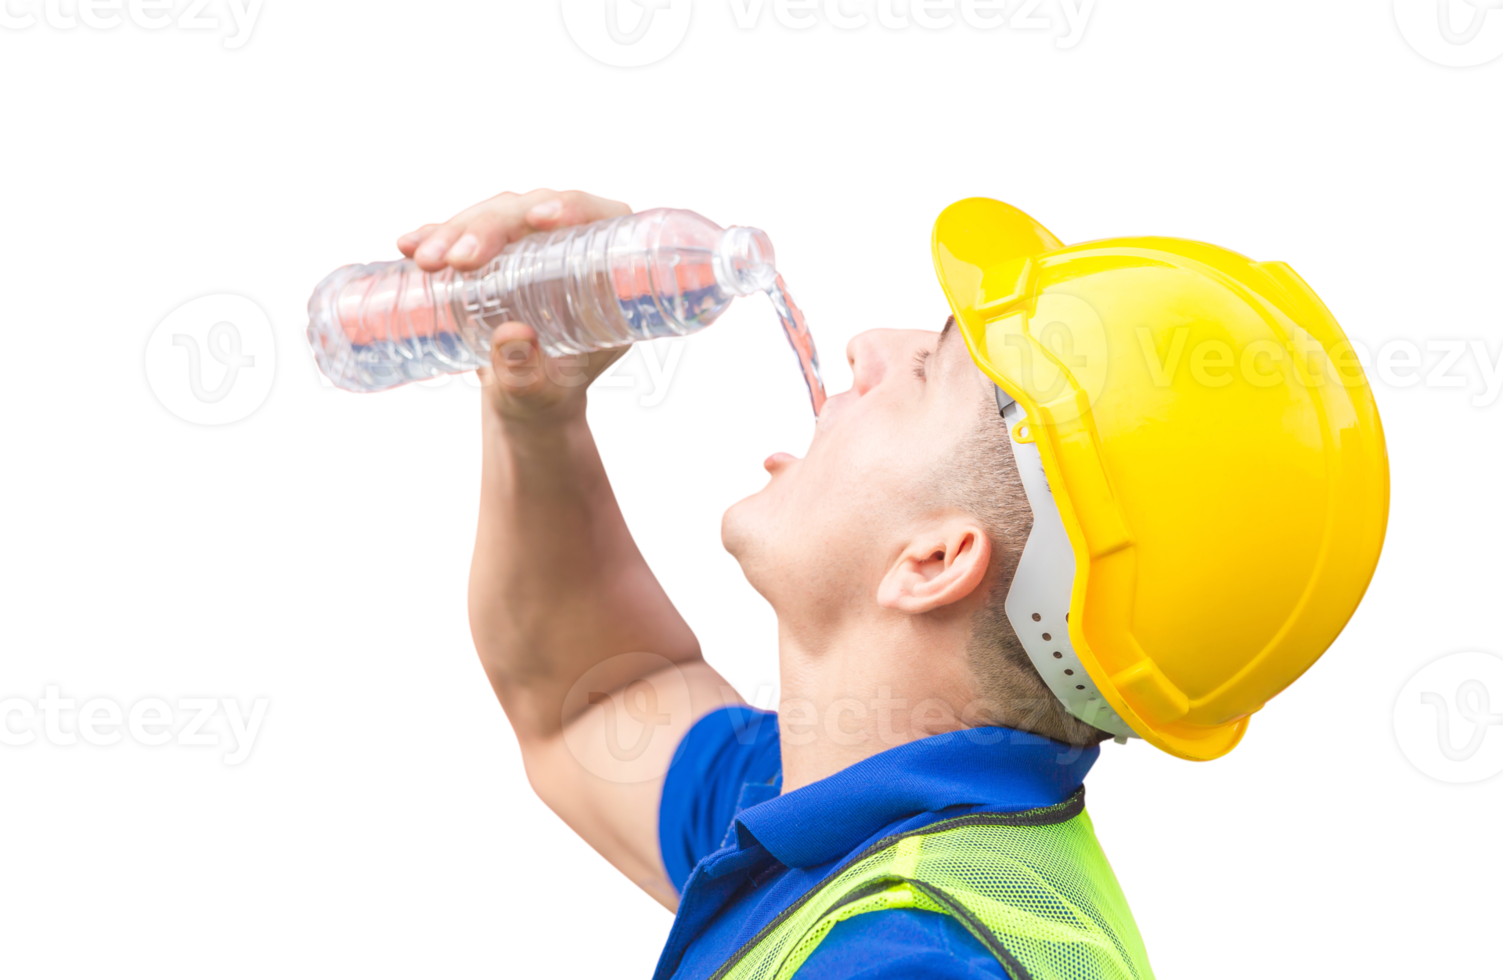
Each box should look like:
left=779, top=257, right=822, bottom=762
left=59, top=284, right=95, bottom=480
left=307, top=209, right=770, bottom=393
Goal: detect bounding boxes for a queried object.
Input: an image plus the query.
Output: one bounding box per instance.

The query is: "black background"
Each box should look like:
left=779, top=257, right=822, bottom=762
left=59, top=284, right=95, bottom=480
left=0, top=1, right=1496, bottom=973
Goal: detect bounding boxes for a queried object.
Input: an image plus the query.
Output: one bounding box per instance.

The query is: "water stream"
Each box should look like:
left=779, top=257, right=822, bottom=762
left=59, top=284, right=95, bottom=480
left=766, top=275, right=827, bottom=416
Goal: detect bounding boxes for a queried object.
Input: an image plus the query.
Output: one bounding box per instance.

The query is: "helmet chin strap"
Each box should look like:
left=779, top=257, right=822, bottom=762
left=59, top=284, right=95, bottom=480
left=995, top=385, right=1135, bottom=743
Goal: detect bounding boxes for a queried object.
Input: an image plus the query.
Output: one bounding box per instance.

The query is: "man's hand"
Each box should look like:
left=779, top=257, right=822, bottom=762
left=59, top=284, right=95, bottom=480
left=398, top=188, right=635, bottom=424
left=397, top=187, right=630, bottom=272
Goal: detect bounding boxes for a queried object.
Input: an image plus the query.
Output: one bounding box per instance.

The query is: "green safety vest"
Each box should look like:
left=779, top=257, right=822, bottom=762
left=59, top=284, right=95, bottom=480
left=710, top=790, right=1154, bottom=980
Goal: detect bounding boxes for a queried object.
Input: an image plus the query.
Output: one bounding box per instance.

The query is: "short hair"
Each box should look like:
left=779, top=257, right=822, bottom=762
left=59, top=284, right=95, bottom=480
left=938, top=319, right=1110, bottom=748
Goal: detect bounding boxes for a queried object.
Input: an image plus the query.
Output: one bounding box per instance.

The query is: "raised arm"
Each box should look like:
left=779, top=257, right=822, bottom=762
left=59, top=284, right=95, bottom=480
left=401, top=189, right=742, bottom=909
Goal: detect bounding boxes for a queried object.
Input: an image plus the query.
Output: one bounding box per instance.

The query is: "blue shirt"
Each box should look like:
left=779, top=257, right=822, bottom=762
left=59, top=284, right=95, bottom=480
left=654, top=706, right=1100, bottom=980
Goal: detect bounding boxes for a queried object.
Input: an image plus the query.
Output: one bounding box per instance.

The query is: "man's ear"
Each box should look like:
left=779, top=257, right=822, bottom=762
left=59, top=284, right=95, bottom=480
left=877, top=519, right=992, bottom=614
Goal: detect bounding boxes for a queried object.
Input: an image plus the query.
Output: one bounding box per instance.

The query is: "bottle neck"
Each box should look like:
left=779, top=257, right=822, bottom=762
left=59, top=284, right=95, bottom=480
left=713, top=226, right=777, bottom=297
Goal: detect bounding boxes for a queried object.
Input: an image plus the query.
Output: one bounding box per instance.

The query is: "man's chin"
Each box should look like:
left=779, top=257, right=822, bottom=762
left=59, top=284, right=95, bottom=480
left=719, top=510, right=780, bottom=607
left=721, top=490, right=784, bottom=574
left=719, top=494, right=759, bottom=560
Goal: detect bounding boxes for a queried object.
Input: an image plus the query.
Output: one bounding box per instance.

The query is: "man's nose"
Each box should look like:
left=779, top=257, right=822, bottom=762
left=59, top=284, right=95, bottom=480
left=846, top=330, right=897, bottom=396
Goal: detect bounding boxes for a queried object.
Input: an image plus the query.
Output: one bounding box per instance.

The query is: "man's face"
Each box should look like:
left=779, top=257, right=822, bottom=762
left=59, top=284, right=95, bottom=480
left=722, top=319, right=997, bottom=622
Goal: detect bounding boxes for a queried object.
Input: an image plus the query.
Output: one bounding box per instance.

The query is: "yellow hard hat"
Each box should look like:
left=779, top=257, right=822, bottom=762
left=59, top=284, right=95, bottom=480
left=932, top=198, right=1389, bottom=761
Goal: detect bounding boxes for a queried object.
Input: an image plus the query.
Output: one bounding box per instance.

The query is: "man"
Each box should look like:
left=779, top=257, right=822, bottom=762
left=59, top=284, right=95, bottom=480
left=398, top=189, right=1389, bottom=979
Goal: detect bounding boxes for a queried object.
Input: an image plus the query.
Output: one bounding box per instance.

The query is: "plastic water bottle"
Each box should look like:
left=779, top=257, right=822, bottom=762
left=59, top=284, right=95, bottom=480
left=305, top=208, right=823, bottom=408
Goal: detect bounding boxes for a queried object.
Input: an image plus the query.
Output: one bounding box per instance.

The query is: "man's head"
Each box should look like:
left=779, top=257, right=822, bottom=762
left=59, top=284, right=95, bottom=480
left=721, top=317, right=1107, bottom=747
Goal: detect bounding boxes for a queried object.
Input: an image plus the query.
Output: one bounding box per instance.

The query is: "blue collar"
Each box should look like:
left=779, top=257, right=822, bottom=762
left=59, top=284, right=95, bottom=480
left=731, top=727, right=1098, bottom=869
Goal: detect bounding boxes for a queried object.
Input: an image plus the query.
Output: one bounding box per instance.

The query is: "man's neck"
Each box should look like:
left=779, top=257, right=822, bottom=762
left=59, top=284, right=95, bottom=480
left=773, top=616, right=982, bottom=793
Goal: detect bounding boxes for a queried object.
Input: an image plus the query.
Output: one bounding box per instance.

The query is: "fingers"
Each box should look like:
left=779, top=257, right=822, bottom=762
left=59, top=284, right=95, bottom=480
left=487, top=322, right=548, bottom=399
left=481, top=320, right=633, bottom=421
left=408, top=190, right=547, bottom=272
left=524, top=189, right=632, bottom=231
left=483, top=321, right=588, bottom=422
left=438, top=202, right=520, bottom=272
left=397, top=224, right=439, bottom=257
left=403, top=189, right=634, bottom=274
left=410, top=221, right=464, bottom=270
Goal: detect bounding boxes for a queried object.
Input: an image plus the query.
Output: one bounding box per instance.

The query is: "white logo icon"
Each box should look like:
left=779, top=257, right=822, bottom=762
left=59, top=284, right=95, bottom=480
left=1394, top=651, right=1503, bottom=784
left=560, top=0, right=692, bottom=67
left=1394, top=0, right=1503, bottom=66
left=560, top=652, right=692, bottom=783
left=145, top=294, right=276, bottom=425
